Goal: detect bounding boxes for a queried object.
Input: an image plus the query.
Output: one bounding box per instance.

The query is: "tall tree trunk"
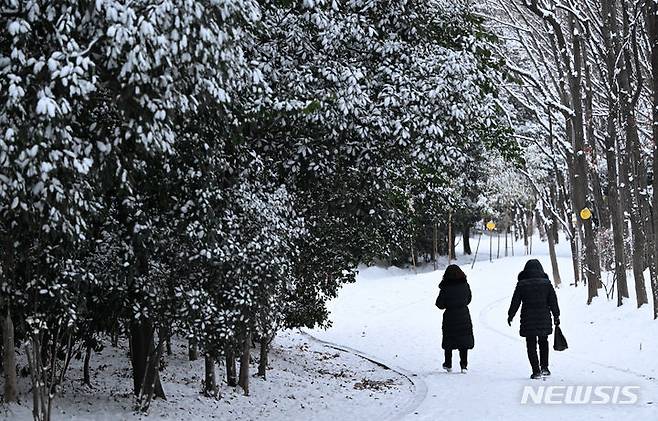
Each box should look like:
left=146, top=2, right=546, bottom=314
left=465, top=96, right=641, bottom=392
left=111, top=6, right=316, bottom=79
left=619, top=1, right=650, bottom=308
left=505, top=226, right=509, bottom=257
left=138, top=336, right=165, bottom=411
left=646, top=0, right=658, bottom=318
left=258, top=338, right=269, bottom=379
left=624, top=98, right=649, bottom=308
left=188, top=338, right=198, bottom=361
left=204, top=354, right=217, bottom=396
left=159, top=326, right=172, bottom=357
left=226, top=349, right=237, bottom=387
left=432, top=222, right=438, bottom=269
left=544, top=205, right=562, bottom=287
left=449, top=217, right=456, bottom=260
left=2, top=304, right=18, bottom=403
left=463, top=224, right=472, bottom=255
left=603, top=121, right=630, bottom=303
left=523, top=0, right=600, bottom=293
left=522, top=210, right=529, bottom=254
left=569, top=224, right=581, bottom=287
left=527, top=210, right=534, bottom=254
left=83, top=345, right=92, bottom=386
left=111, top=325, right=119, bottom=348
left=26, top=335, right=47, bottom=421
left=570, top=16, right=602, bottom=302
left=584, top=43, right=610, bottom=231
left=601, top=0, right=630, bottom=304
left=129, top=320, right=165, bottom=407
left=238, top=332, right=251, bottom=396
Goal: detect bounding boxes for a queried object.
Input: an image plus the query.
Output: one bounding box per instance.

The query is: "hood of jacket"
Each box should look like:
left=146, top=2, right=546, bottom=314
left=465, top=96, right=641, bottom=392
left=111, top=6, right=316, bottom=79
left=440, top=264, right=467, bottom=288
left=517, top=259, right=549, bottom=282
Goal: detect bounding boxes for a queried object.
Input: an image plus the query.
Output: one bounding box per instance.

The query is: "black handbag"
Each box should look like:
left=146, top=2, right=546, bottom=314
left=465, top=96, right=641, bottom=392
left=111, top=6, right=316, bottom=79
left=553, top=326, right=568, bottom=351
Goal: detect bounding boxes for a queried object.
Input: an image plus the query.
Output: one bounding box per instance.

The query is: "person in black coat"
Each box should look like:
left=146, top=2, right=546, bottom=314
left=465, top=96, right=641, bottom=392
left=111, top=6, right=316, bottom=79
left=507, top=259, right=560, bottom=379
left=435, top=264, right=474, bottom=373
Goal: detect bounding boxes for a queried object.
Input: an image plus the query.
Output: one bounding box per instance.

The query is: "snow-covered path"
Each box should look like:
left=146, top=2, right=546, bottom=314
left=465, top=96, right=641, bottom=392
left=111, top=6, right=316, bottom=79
left=310, top=236, right=658, bottom=420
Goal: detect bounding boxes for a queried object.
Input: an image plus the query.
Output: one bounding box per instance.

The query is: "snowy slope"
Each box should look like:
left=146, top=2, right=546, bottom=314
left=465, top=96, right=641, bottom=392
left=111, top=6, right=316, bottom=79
left=309, top=234, right=658, bottom=420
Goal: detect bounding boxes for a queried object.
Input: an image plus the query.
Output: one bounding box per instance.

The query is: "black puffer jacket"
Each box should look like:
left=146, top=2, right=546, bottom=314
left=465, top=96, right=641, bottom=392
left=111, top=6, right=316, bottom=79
left=508, top=259, right=560, bottom=337
left=436, top=265, right=474, bottom=350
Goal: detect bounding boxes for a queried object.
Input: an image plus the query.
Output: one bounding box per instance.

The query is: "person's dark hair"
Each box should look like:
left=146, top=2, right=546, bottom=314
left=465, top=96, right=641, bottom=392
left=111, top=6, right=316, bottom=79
left=440, top=264, right=467, bottom=287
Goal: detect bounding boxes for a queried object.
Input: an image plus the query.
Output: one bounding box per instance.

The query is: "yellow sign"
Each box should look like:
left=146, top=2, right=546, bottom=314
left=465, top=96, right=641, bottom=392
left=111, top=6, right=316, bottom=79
left=580, top=208, right=592, bottom=220
left=486, top=221, right=496, bottom=231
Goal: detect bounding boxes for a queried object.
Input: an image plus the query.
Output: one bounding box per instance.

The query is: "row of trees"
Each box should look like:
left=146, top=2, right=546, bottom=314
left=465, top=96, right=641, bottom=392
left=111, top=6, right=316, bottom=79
left=0, top=1, right=515, bottom=419
left=481, top=0, right=658, bottom=315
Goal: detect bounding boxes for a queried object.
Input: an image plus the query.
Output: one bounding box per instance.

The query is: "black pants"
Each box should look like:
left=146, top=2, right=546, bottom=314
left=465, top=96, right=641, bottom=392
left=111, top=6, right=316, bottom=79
left=444, top=349, right=468, bottom=369
left=525, top=335, right=549, bottom=372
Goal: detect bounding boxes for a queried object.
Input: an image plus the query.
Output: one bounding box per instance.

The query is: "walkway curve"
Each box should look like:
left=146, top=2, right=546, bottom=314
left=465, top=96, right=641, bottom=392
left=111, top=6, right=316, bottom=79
left=299, top=329, right=428, bottom=420
left=478, top=293, right=658, bottom=383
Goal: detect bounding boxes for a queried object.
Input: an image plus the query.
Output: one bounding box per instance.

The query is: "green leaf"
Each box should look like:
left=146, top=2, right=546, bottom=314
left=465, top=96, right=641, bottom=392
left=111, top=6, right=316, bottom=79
left=302, top=100, right=321, bottom=115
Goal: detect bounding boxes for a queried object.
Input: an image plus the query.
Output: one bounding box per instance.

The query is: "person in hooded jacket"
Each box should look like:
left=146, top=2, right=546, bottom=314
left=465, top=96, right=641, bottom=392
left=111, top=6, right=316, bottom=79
left=435, top=264, right=474, bottom=373
left=508, top=259, right=560, bottom=379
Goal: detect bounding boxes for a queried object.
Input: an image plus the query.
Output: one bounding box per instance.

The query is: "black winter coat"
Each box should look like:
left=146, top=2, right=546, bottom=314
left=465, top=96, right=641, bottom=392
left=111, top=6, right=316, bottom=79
left=436, top=278, right=474, bottom=350
left=508, top=260, right=560, bottom=337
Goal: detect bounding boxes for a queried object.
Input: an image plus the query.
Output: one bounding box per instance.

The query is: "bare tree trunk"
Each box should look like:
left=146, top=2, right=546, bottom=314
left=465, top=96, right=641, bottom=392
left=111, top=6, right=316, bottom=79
left=432, top=222, right=438, bottom=269
left=625, top=112, right=649, bottom=308
left=204, top=354, right=217, bottom=396
left=544, top=203, right=562, bottom=287
left=139, top=337, right=165, bottom=411
left=521, top=209, right=529, bottom=255
left=159, top=326, right=172, bottom=357
left=618, top=1, right=651, bottom=308
left=584, top=37, right=609, bottom=232
left=527, top=210, right=534, bottom=255
left=569, top=50, right=602, bottom=298
left=448, top=212, right=454, bottom=261
left=258, top=338, right=269, bottom=379
left=463, top=224, right=472, bottom=255
left=2, top=304, right=18, bottom=403
left=505, top=226, right=508, bottom=257
left=130, top=320, right=166, bottom=410
left=410, top=239, right=416, bottom=271
left=226, top=349, right=237, bottom=387
left=238, top=332, right=251, bottom=396
left=83, top=345, right=92, bottom=386
left=604, top=127, right=630, bottom=304
left=647, top=0, right=658, bottom=318
left=111, top=322, right=119, bottom=348
left=601, top=0, right=630, bottom=305
left=569, top=228, right=580, bottom=287
left=26, top=336, right=47, bottom=421
left=188, top=338, right=198, bottom=361
left=523, top=2, right=600, bottom=298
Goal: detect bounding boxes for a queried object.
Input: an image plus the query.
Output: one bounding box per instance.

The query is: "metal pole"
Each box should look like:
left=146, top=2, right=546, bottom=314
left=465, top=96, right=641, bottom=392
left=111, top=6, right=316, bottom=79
left=497, top=230, right=500, bottom=259
left=471, top=232, right=483, bottom=269
left=489, top=232, right=493, bottom=262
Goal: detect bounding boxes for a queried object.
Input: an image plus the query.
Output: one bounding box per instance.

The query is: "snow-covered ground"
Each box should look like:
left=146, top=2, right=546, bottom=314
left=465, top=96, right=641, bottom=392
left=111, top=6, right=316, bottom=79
left=310, top=233, right=658, bottom=420
left=2, top=331, right=413, bottom=421
left=4, top=234, right=657, bottom=421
